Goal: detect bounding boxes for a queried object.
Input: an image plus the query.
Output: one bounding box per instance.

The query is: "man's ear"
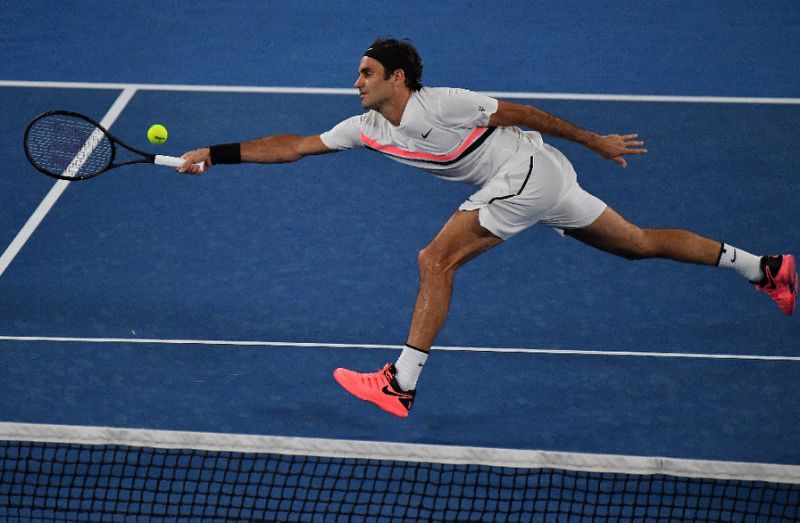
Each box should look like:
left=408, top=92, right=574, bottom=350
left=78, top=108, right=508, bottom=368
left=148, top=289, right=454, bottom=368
left=392, top=68, right=407, bottom=86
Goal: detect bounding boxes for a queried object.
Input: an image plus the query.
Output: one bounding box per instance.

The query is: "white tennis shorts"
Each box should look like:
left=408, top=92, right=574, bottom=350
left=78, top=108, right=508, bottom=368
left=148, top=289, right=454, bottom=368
left=459, top=138, right=606, bottom=240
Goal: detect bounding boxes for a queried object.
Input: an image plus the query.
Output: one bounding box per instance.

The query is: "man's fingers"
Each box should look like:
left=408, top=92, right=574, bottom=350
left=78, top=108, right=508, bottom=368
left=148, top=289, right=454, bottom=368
left=621, top=134, right=645, bottom=147
left=177, top=161, right=203, bottom=175
left=178, top=151, right=209, bottom=175
left=620, top=135, right=647, bottom=155
left=598, top=134, right=646, bottom=167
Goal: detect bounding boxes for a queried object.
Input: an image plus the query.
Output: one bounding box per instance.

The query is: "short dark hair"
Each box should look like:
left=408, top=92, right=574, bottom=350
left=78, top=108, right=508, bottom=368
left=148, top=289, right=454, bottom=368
left=363, top=38, right=423, bottom=91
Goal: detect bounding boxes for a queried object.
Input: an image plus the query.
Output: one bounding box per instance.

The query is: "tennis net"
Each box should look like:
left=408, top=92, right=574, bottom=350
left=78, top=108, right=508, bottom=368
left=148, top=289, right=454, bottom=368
left=1, top=423, right=798, bottom=522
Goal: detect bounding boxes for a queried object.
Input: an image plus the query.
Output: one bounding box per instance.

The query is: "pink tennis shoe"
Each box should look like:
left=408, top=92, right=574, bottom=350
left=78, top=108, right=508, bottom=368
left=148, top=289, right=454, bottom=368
left=333, top=364, right=415, bottom=418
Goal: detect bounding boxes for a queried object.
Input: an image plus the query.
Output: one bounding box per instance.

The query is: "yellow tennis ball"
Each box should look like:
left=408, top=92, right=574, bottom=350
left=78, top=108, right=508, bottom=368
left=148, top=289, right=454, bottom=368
left=147, top=124, right=168, bottom=144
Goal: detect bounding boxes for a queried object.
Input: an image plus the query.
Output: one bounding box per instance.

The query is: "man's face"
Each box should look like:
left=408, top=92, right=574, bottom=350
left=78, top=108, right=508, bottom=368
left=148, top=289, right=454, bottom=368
left=354, top=56, right=395, bottom=110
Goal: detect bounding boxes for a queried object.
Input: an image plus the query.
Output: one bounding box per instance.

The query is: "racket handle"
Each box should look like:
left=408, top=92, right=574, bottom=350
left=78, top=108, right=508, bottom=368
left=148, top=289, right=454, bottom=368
left=154, top=155, right=205, bottom=173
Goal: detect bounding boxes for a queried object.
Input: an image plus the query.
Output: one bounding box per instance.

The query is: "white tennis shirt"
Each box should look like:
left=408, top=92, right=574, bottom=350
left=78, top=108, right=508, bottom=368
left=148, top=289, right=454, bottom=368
left=320, top=87, right=544, bottom=187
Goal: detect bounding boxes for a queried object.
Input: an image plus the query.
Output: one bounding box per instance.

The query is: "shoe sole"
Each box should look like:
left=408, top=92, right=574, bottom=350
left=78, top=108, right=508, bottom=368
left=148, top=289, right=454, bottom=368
left=783, top=255, right=797, bottom=315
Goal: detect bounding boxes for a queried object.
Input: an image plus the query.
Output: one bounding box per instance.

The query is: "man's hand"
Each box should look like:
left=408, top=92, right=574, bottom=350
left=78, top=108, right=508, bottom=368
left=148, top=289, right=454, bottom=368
left=588, top=133, right=647, bottom=168
left=178, top=148, right=212, bottom=175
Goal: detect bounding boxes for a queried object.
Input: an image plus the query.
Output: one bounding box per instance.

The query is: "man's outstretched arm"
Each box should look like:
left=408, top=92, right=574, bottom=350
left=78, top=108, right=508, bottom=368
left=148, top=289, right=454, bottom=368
left=178, top=134, right=333, bottom=174
left=488, top=100, right=647, bottom=168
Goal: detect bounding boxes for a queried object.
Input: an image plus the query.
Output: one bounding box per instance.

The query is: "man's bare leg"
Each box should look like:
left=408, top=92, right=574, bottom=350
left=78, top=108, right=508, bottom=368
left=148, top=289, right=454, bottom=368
left=405, top=210, right=503, bottom=351
left=565, top=206, right=796, bottom=315
left=564, top=206, right=721, bottom=264
left=332, top=210, right=502, bottom=416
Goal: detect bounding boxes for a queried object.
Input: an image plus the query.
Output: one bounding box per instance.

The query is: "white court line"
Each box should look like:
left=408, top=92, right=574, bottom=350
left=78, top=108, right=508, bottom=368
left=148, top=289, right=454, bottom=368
left=0, top=88, right=137, bottom=279
left=2, top=79, right=800, bottom=104
left=0, top=335, right=797, bottom=362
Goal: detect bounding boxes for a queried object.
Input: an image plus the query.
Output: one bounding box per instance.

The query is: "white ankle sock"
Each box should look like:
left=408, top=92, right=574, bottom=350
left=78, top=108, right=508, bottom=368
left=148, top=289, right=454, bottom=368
left=717, top=243, right=764, bottom=283
left=394, top=345, right=428, bottom=391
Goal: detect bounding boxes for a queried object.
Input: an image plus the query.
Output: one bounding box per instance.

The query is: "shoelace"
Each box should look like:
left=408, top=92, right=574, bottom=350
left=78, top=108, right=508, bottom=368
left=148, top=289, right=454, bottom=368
left=361, top=367, right=389, bottom=389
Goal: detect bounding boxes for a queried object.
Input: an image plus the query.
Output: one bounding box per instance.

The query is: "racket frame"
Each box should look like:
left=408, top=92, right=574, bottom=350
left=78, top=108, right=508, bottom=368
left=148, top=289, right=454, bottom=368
left=23, top=110, right=196, bottom=181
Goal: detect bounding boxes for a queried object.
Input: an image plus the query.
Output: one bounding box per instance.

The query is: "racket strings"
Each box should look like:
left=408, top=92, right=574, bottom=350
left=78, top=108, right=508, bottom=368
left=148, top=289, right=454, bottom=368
left=26, top=114, right=113, bottom=179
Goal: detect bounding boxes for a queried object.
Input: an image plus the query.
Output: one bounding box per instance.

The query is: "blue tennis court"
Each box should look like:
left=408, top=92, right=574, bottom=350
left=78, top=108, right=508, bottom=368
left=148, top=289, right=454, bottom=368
left=1, top=2, right=798, bottom=520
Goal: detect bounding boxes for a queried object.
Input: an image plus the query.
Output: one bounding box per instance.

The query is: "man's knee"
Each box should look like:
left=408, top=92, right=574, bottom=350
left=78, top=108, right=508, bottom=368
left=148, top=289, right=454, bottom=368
left=417, top=210, right=503, bottom=276
left=417, top=246, right=451, bottom=276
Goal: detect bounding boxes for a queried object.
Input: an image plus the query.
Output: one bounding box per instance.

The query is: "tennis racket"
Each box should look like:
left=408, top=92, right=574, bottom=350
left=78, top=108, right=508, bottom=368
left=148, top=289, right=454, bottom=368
left=23, top=110, right=203, bottom=181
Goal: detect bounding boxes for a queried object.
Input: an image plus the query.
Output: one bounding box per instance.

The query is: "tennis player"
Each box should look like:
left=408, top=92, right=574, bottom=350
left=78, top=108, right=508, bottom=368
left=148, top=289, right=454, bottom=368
left=179, top=38, right=797, bottom=418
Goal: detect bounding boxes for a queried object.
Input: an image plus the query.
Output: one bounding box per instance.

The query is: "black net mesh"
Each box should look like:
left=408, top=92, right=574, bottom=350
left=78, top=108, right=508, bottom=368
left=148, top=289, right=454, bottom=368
left=1, top=440, right=798, bottom=522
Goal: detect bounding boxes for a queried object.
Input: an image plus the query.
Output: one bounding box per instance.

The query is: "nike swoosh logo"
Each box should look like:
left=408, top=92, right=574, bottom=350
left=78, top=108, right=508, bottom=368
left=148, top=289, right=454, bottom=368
left=381, top=386, right=413, bottom=398
left=731, top=249, right=737, bottom=263
left=421, top=128, right=432, bottom=139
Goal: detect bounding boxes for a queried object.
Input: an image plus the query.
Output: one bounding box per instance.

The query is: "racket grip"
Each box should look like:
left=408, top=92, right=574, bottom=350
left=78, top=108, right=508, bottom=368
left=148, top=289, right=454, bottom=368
left=154, top=155, right=205, bottom=172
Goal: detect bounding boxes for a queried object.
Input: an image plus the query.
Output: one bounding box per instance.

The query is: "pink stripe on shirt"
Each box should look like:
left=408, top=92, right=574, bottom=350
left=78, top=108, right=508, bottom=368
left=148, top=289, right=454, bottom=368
left=360, top=127, right=490, bottom=162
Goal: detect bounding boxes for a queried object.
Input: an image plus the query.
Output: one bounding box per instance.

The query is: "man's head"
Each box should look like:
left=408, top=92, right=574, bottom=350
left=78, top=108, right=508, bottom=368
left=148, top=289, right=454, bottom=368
left=363, top=38, right=423, bottom=91
left=355, top=38, right=423, bottom=112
